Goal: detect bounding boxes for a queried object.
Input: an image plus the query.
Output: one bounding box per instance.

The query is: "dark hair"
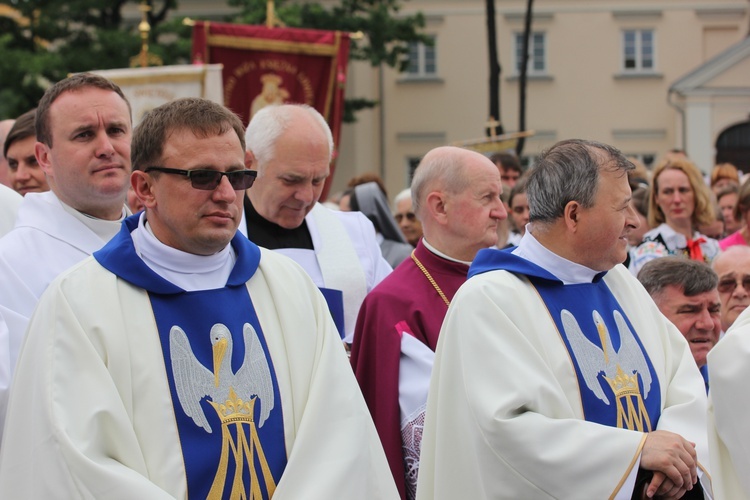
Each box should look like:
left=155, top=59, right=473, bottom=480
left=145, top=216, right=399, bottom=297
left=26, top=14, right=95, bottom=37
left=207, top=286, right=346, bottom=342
left=490, top=151, right=522, bottom=174
left=131, top=98, right=245, bottom=172
left=508, top=175, right=528, bottom=208
left=36, top=73, right=131, bottom=146
left=347, top=172, right=387, bottom=199
left=637, top=256, right=718, bottom=298
left=631, top=185, right=650, bottom=218
left=4, top=108, right=36, bottom=158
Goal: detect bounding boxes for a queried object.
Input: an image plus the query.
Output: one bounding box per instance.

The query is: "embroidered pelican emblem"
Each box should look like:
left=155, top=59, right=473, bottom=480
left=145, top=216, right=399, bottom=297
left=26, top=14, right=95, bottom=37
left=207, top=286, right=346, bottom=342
left=170, top=323, right=276, bottom=499
left=561, top=309, right=653, bottom=431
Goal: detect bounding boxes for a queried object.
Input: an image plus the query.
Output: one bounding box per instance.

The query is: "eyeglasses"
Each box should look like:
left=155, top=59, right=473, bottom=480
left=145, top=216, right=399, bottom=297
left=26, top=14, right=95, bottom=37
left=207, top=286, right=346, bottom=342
left=394, top=212, right=417, bottom=223
left=717, top=276, right=750, bottom=294
left=145, top=166, right=257, bottom=191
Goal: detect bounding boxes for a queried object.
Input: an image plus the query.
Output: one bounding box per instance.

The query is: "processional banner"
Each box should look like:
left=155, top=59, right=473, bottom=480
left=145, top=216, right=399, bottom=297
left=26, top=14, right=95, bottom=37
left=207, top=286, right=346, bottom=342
left=191, top=21, right=351, bottom=199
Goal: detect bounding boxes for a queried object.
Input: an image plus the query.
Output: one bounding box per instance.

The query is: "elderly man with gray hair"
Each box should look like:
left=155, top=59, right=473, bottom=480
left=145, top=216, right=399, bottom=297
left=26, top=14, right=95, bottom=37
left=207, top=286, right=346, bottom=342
left=637, top=257, right=721, bottom=392
left=242, top=104, right=391, bottom=344
left=417, top=139, right=712, bottom=499
left=392, top=188, right=423, bottom=247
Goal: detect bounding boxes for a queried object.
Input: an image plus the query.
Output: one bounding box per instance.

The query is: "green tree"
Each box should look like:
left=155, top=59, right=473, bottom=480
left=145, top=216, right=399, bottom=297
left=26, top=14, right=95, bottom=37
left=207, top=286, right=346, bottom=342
left=228, top=0, right=429, bottom=121
left=0, top=1, right=188, bottom=119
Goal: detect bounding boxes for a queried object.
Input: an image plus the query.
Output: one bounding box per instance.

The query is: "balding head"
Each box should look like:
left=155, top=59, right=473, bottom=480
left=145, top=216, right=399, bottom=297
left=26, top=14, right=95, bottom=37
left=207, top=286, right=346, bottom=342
left=410, top=146, right=506, bottom=261
left=0, top=119, right=16, bottom=187
left=713, top=245, right=750, bottom=331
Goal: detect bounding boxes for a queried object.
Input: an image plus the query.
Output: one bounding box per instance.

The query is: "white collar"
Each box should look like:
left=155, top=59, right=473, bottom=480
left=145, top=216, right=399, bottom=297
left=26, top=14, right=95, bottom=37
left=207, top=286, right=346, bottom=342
left=513, top=228, right=601, bottom=284
left=131, top=212, right=236, bottom=291
left=422, top=238, right=472, bottom=266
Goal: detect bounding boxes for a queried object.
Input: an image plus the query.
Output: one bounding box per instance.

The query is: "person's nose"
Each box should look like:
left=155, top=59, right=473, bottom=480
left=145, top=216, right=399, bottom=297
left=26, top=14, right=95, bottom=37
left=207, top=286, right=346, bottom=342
left=492, top=199, right=508, bottom=220
left=625, top=203, right=640, bottom=230
left=15, top=163, right=32, bottom=181
left=94, top=132, right=116, bottom=159
left=294, top=183, right=315, bottom=204
left=733, top=280, right=749, bottom=299
left=694, top=308, right=715, bottom=331
left=212, top=174, right=238, bottom=203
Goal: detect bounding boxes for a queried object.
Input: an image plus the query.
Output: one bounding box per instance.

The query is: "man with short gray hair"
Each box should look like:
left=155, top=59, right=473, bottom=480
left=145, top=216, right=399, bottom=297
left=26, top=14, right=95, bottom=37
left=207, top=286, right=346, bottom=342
left=243, top=104, right=391, bottom=343
left=638, top=257, right=721, bottom=389
left=417, top=139, right=711, bottom=499
left=393, top=188, right=422, bottom=247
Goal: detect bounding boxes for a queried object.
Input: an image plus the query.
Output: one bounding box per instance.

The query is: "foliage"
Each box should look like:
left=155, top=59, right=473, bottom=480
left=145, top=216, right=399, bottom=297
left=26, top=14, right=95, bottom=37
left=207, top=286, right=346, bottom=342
left=0, top=1, right=426, bottom=122
left=0, top=1, right=186, bottom=119
left=228, top=0, right=428, bottom=120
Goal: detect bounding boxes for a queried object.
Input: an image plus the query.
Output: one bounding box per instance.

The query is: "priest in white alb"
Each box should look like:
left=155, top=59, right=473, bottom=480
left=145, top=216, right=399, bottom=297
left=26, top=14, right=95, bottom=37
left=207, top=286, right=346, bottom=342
left=0, top=98, right=397, bottom=499
left=417, top=139, right=711, bottom=499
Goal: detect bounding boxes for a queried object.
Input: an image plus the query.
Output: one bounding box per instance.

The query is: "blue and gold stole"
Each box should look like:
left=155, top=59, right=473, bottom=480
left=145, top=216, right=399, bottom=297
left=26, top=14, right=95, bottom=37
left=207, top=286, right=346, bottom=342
left=96, top=216, right=286, bottom=499
left=470, top=248, right=661, bottom=431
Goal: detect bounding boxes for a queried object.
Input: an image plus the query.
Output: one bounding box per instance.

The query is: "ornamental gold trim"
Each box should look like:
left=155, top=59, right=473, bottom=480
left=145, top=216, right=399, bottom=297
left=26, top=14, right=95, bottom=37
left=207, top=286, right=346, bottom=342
left=207, top=34, right=339, bottom=56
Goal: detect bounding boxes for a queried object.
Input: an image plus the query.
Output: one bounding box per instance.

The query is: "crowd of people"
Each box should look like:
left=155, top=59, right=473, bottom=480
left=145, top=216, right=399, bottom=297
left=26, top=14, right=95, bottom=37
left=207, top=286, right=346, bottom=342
left=0, top=72, right=750, bottom=499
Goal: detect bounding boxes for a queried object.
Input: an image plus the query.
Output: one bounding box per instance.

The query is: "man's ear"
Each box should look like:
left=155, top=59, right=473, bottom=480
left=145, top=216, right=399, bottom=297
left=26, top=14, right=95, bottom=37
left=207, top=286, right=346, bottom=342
left=244, top=150, right=255, bottom=170
left=563, top=200, right=581, bottom=231
left=426, top=191, right=448, bottom=224
left=132, top=170, right=156, bottom=209
left=35, top=142, right=53, bottom=177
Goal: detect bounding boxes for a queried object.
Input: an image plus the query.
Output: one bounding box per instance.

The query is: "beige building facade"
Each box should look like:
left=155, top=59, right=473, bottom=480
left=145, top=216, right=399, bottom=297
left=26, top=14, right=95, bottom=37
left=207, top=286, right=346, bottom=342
left=128, top=0, right=750, bottom=198
left=334, top=0, right=750, bottom=198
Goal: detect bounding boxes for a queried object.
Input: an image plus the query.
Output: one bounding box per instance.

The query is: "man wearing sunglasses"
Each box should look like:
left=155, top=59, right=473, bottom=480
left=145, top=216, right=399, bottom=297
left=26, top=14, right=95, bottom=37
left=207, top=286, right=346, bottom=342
left=712, top=245, right=750, bottom=332
left=638, top=257, right=721, bottom=392
left=392, top=188, right=423, bottom=247
left=243, top=104, right=392, bottom=344
left=0, top=98, right=397, bottom=499
left=0, top=73, right=132, bottom=438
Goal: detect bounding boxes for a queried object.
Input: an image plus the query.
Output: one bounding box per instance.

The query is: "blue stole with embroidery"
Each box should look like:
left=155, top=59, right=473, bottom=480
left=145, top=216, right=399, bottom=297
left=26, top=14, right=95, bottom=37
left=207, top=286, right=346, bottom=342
left=471, top=248, right=662, bottom=431
left=95, top=216, right=287, bottom=499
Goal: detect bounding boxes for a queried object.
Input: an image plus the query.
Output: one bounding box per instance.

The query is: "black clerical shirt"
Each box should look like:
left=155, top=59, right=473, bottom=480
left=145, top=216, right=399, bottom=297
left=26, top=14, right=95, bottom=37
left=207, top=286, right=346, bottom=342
left=243, top=195, right=314, bottom=250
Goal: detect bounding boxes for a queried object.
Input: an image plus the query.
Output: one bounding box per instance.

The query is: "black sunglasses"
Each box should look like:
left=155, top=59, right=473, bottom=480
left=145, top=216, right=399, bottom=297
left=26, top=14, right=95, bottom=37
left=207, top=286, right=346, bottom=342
left=145, top=166, right=257, bottom=191
left=717, top=276, right=750, bottom=295
left=394, top=212, right=417, bottom=223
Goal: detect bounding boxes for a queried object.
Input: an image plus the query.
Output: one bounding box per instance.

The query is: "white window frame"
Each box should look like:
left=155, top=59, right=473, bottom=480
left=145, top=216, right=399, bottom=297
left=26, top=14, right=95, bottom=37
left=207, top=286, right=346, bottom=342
left=622, top=29, right=656, bottom=72
left=514, top=31, right=547, bottom=75
left=406, top=36, right=437, bottom=78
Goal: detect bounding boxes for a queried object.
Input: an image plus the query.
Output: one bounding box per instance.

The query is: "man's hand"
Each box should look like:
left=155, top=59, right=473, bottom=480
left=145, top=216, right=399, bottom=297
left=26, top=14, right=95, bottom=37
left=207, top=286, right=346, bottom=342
left=640, top=430, right=697, bottom=498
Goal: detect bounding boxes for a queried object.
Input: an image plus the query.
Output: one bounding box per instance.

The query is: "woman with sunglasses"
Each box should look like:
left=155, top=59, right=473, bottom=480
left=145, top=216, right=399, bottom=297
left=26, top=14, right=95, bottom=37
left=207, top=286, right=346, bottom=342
left=631, top=157, right=720, bottom=274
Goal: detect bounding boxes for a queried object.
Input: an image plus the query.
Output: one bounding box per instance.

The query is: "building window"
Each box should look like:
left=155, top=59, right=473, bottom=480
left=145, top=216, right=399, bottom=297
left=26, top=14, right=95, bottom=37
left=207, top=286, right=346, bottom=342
left=514, top=32, right=546, bottom=74
left=623, top=29, right=655, bottom=72
left=407, top=157, right=422, bottom=184
left=406, top=36, right=437, bottom=77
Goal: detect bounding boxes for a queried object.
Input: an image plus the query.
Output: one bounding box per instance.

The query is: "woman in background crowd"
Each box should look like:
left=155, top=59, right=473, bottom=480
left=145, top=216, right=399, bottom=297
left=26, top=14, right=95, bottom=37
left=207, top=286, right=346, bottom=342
left=720, top=178, right=750, bottom=250
left=631, top=157, right=720, bottom=274
left=710, top=162, right=740, bottom=195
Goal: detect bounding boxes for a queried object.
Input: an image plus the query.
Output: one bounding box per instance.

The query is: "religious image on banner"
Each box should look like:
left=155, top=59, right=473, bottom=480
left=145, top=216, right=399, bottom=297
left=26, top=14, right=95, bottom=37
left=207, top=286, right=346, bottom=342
left=191, top=21, right=349, bottom=139
left=250, top=73, right=290, bottom=120
left=191, top=22, right=350, bottom=199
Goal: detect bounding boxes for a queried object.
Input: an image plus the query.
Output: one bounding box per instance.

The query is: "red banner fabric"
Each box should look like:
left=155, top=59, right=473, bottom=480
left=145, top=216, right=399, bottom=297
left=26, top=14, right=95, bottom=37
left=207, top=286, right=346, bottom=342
left=192, top=21, right=350, bottom=200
